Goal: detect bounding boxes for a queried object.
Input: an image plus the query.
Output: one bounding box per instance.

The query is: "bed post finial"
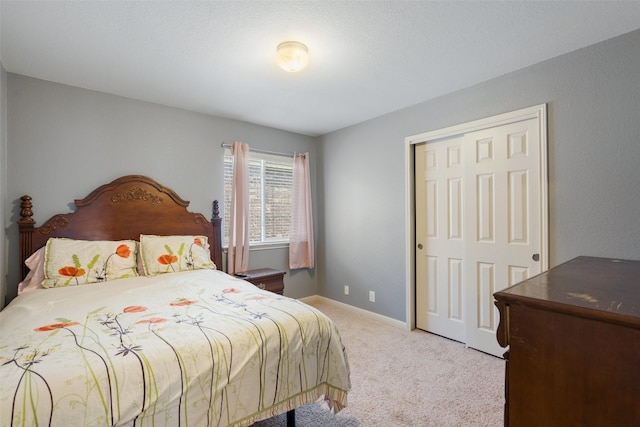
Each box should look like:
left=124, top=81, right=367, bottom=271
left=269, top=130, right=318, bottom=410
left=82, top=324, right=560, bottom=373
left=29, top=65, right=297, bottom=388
left=18, top=195, right=36, bottom=280
left=19, top=195, right=35, bottom=225
left=212, top=200, right=220, bottom=219
left=211, top=200, right=223, bottom=271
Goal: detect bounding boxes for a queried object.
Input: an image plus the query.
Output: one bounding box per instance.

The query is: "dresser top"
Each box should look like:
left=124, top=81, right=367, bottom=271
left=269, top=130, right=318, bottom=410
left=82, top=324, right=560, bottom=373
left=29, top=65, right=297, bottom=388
left=495, top=256, right=640, bottom=324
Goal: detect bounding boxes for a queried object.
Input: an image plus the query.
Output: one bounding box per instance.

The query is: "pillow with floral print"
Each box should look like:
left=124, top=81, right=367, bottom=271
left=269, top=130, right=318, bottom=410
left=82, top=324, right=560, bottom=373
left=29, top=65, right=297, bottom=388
left=43, top=238, right=138, bottom=288
left=139, top=234, right=216, bottom=276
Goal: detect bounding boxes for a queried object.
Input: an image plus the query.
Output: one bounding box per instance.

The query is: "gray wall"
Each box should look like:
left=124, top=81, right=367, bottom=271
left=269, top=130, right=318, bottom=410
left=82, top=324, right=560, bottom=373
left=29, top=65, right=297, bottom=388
left=4, top=75, right=318, bottom=305
left=0, top=62, right=7, bottom=307
left=318, top=29, right=640, bottom=321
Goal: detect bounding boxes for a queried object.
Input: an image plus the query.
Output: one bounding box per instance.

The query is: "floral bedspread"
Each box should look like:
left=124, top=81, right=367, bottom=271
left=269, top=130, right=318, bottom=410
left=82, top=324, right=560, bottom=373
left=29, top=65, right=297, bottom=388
left=0, top=270, right=350, bottom=426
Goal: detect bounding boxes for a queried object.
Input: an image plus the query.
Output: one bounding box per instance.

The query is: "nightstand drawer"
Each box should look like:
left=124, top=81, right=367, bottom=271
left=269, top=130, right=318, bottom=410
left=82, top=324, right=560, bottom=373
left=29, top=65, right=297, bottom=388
left=237, top=268, right=286, bottom=295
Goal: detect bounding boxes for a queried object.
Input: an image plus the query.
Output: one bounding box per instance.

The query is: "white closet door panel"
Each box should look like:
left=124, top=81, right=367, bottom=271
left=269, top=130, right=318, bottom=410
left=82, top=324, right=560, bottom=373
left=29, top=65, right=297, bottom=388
left=416, top=137, right=466, bottom=342
left=464, top=118, right=542, bottom=357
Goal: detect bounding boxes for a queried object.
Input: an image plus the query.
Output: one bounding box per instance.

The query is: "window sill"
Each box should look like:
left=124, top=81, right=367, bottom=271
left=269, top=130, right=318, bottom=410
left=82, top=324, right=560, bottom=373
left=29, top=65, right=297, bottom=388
left=223, top=242, right=289, bottom=252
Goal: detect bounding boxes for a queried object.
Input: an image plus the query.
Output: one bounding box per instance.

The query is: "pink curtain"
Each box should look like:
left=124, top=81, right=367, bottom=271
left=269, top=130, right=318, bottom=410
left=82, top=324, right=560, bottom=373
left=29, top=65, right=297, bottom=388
left=228, top=141, right=250, bottom=274
left=289, top=153, right=315, bottom=269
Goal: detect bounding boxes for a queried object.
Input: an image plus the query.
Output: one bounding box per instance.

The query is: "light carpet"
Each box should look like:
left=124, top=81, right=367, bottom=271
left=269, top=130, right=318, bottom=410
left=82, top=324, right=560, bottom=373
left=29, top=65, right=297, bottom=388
left=254, top=297, right=505, bottom=427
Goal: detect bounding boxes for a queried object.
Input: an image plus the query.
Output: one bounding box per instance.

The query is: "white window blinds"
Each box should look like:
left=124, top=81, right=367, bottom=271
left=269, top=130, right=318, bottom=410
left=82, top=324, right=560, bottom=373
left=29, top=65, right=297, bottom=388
left=224, top=150, right=293, bottom=246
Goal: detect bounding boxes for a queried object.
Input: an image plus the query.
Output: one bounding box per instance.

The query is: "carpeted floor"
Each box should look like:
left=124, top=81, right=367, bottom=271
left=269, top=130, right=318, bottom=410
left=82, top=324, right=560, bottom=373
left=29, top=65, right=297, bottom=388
left=254, top=297, right=505, bottom=427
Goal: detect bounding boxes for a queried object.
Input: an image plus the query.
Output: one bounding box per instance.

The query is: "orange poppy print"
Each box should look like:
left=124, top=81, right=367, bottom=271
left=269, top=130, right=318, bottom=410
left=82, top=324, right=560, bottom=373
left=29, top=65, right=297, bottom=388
left=169, top=299, right=196, bottom=307
left=35, top=321, right=80, bottom=332
left=158, top=254, right=178, bottom=265
left=194, top=237, right=203, bottom=247
left=124, top=305, right=147, bottom=313
left=58, top=266, right=85, bottom=277
left=223, top=288, right=240, bottom=294
left=116, top=244, right=131, bottom=258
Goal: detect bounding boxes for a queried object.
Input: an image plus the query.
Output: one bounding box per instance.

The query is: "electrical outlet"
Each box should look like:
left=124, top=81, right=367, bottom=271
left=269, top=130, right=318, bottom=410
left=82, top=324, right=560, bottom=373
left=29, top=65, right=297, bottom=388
left=344, top=285, right=350, bottom=295
left=369, top=291, right=375, bottom=302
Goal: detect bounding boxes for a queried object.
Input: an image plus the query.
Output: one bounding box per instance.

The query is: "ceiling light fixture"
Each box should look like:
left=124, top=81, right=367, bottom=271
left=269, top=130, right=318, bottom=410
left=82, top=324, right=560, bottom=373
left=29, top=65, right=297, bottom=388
left=276, top=41, right=309, bottom=72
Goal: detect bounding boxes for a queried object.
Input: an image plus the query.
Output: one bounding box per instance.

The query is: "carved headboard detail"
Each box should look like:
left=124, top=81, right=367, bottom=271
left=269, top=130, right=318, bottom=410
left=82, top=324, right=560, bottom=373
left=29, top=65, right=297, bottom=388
left=18, top=175, right=223, bottom=280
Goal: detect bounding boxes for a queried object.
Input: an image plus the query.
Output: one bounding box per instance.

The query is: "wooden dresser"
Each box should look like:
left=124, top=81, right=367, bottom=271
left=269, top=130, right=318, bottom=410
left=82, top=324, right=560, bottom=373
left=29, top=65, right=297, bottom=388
left=494, top=256, right=640, bottom=427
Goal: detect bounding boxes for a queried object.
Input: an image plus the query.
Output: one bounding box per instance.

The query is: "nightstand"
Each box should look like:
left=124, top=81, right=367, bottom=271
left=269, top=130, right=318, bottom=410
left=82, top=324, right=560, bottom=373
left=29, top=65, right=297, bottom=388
left=237, top=268, right=286, bottom=295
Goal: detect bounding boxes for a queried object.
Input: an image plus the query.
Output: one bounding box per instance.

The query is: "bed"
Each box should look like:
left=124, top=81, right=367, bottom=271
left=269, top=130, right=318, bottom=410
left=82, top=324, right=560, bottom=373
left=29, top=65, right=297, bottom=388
left=0, top=175, right=350, bottom=427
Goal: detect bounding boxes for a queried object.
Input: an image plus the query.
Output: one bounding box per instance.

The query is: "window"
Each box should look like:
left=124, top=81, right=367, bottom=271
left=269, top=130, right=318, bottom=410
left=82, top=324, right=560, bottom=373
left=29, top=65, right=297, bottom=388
left=224, top=149, right=293, bottom=247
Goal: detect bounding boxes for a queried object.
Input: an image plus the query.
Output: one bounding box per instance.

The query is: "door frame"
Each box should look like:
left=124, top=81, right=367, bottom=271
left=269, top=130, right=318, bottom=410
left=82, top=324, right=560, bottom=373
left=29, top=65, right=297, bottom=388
left=404, top=104, right=548, bottom=330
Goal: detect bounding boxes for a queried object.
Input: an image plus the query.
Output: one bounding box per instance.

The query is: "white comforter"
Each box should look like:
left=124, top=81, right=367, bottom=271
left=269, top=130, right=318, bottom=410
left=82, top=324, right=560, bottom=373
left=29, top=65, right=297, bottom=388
left=0, top=270, right=350, bottom=426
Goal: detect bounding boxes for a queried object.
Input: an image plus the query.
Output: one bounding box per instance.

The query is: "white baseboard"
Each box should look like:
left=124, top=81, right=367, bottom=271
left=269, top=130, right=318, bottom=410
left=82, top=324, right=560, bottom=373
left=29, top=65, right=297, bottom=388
left=299, top=295, right=408, bottom=330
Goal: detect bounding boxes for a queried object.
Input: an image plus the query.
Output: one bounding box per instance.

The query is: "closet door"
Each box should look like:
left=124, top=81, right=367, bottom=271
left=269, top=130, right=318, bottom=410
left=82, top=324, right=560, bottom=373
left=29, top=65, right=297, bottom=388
left=462, top=118, right=542, bottom=357
left=414, top=109, right=546, bottom=357
left=415, top=136, right=466, bottom=342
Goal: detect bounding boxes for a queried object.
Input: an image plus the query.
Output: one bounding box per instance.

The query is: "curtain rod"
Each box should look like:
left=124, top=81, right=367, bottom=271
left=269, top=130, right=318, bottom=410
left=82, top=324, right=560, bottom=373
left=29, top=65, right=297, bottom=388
left=220, top=143, right=296, bottom=158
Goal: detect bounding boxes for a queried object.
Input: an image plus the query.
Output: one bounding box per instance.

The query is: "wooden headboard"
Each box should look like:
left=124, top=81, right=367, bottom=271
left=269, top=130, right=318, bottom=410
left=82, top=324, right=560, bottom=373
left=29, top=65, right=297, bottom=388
left=18, top=175, right=223, bottom=280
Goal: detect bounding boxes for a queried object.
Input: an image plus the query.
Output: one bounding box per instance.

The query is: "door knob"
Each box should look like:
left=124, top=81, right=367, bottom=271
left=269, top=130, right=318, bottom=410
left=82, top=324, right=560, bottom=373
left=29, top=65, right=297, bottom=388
left=532, top=253, right=540, bottom=262
left=418, top=243, right=424, bottom=250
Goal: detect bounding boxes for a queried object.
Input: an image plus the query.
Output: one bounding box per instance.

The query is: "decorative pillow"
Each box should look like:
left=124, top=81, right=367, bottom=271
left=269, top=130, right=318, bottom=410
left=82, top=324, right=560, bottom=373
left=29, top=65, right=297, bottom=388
left=140, top=234, right=216, bottom=276
left=134, top=240, right=211, bottom=276
left=43, top=238, right=138, bottom=288
left=18, top=246, right=47, bottom=295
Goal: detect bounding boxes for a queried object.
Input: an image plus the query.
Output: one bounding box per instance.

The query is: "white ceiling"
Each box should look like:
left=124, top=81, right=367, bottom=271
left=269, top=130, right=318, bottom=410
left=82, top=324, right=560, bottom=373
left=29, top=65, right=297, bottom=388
left=2, top=1, right=640, bottom=137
